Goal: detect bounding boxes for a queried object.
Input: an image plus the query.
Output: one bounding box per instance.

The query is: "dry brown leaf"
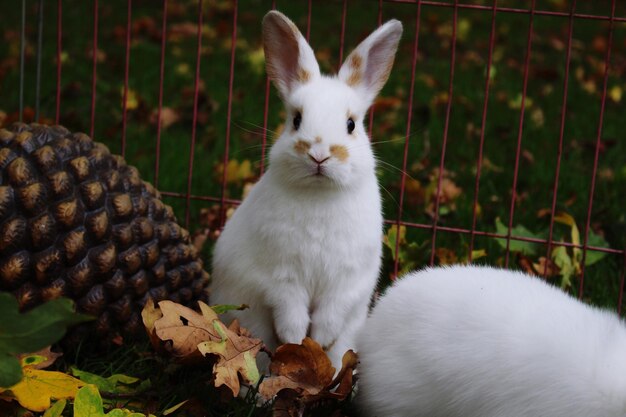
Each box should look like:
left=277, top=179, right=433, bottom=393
left=150, top=107, right=180, bottom=129
left=259, top=338, right=357, bottom=416
left=435, top=248, right=458, bottom=265
left=196, top=308, right=262, bottom=397
left=533, top=256, right=561, bottom=278
left=259, top=337, right=334, bottom=400
left=141, top=298, right=165, bottom=353
left=152, top=301, right=218, bottom=360
left=143, top=300, right=262, bottom=397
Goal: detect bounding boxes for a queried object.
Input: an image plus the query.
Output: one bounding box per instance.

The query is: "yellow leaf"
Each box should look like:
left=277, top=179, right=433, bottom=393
left=508, top=94, right=533, bottom=109
left=247, top=46, right=266, bottom=75
left=553, top=212, right=582, bottom=270
left=609, top=85, right=622, bottom=102
left=175, top=63, right=190, bottom=75
left=8, top=368, right=86, bottom=412
left=120, top=88, right=139, bottom=111
left=163, top=400, right=188, bottom=415
left=217, top=159, right=254, bottom=185
left=457, top=18, right=471, bottom=41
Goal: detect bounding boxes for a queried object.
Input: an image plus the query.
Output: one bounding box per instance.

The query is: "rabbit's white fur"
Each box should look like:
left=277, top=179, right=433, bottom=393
left=211, top=11, right=402, bottom=370
left=356, top=265, right=626, bottom=417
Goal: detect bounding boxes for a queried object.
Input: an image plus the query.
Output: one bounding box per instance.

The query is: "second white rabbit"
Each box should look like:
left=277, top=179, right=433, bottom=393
left=356, top=265, right=626, bottom=417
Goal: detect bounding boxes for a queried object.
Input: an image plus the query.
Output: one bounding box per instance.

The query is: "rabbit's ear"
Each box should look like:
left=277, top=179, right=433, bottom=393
left=262, top=11, right=320, bottom=98
left=338, top=20, right=403, bottom=105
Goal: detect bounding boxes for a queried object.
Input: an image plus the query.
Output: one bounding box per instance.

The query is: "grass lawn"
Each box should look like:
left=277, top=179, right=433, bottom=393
left=0, top=0, right=625, bottom=415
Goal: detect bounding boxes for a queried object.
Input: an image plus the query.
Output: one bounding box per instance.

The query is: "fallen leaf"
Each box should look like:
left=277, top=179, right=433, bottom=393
left=382, top=225, right=407, bottom=261
left=43, top=399, right=66, bottom=417
left=18, top=347, right=62, bottom=370
left=553, top=212, right=582, bottom=274
left=584, top=231, right=609, bottom=266
left=532, top=256, right=560, bottom=277
left=259, top=337, right=334, bottom=400
left=73, top=384, right=151, bottom=417
left=70, top=368, right=145, bottom=395
left=214, top=159, right=254, bottom=185
left=150, top=107, right=180, bottom=129
left=495, top=217, right=544, bottom=256
left=610, top=85, right=622, bottom=102
left=121, top=88, right=139, bottom=111
left=552, top=245, right=575, bottom=289
left=260, top=340, right=357, bottom=415
left=146, top=301, right=262, bottom=396
left=210, top=304, right=249, bottom=315
left=196, top=310, right=262, bottom=396
left=141, top=298, right=163, bottom=353
left=162, top=400, right=188, bottom=416
left=191, top=228, right=210, bottom=252
left=435, top=248, right=458, bottom=265
left=6, top=368, right=86, bottom=412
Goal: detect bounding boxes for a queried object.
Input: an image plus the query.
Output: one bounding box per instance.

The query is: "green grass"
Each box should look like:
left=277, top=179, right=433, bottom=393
left=0, top=0, right=625, bottom=414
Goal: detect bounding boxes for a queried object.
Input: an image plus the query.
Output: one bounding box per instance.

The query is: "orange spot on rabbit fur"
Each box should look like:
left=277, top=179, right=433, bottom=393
left=294, top=139, right=311, bottom=154
left=330, top=145, right=349, bottom=162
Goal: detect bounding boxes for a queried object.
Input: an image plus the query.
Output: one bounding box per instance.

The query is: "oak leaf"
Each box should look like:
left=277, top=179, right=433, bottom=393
left=259, top=337, right=358, bottom=415
left=144, top=300, right=262, bottom=396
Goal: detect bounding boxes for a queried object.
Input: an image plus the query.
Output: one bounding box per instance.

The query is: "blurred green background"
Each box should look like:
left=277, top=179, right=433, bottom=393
left=0, top=0, right=624, bottom=309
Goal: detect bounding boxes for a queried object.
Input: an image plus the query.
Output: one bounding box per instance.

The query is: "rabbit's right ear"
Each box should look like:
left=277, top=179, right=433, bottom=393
left=262, top=11, right=320, bottom=98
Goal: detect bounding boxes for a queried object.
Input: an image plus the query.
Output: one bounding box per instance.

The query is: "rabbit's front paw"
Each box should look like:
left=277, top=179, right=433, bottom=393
left=275, top=320, right=309, bottom=345
left=310, top=315, right=341, bottom=351
left=273, top=303, right=310, bottom=345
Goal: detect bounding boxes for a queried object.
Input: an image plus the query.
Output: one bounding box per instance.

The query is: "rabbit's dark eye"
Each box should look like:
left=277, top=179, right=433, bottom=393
left=293, top=112, right=302, bottom=131
left=347, top=118, right=355, bottom=134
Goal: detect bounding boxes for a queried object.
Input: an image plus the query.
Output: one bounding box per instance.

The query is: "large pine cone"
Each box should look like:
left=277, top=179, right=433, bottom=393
left=0, top=123, right=209, bottom=346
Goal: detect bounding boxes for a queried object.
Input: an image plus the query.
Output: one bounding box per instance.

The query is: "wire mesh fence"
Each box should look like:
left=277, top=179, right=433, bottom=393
left=2, top=0, right=625, bottom=311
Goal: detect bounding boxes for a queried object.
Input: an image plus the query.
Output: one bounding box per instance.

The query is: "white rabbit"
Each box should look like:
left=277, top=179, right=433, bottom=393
left=210, top=11, right=403, bottom=370
left=356, top=265, right=626, bottom=417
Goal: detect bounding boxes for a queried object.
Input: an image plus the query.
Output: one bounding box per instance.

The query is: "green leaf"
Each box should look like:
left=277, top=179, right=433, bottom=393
left=73, top=385, right=103, bottom=417
left=73, top=384, right=149, bottom=417
left=495, top=218, right=543, bottom=255
left=584, top=232, right=610, bottom=266
left=0, top=295, right=92, bottom=389
left=553, top=212, right=583, bottom=272
left=43, top=399, right=67, bottom=417
left=552, top=246, right=575, bottom=289
left=0, top=352, right=23, bottom=388
left=210, top=304, right=249, bottom=315
left=0, top=294, right=93, bottom=355
left=382, top=225, right=402, bottom=259
left=71, top=368, right=140, bottom=394
left=163, top=400, right=188, bottom=415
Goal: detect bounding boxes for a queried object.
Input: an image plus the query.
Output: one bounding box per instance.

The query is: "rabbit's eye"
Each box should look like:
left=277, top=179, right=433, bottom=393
left=347, top=118, right=355, bottom=134
left=293, top=112, right=302, bottom=131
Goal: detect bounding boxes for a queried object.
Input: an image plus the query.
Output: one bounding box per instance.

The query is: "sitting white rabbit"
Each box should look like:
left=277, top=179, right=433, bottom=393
left=356, top=265, right=626, bottom=417
left=211, top=11, right=403, bottom=370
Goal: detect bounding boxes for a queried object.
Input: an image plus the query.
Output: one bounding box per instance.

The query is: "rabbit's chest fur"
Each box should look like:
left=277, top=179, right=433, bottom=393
left=231, top=173, right=382, bottom=292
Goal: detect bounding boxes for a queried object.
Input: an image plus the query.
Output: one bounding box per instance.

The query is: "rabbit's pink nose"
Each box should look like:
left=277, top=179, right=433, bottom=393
left=308, top=154, right=330, bottom=165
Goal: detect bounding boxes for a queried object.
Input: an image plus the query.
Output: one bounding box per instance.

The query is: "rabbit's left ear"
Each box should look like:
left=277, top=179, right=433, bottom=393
left=338, top=20, right=403, bottom=105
